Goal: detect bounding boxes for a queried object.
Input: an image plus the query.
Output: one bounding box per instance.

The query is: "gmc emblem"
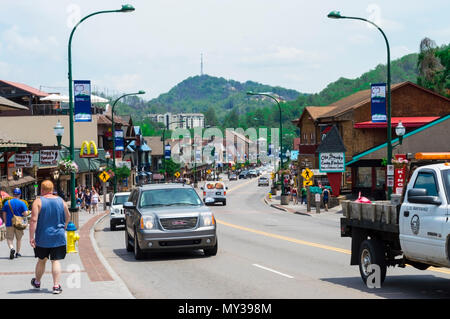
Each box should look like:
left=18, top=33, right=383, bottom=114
left=172, top=220, right=187, bottom=226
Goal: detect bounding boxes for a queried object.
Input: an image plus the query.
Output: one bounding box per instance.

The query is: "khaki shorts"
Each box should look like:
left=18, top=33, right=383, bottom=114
left=6, top=227, right=24, bottom=241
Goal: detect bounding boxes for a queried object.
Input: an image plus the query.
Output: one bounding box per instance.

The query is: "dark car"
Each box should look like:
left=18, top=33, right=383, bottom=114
left=123, top=184, right=218, bottom=260
left=239, top=171, right=248, bottom=179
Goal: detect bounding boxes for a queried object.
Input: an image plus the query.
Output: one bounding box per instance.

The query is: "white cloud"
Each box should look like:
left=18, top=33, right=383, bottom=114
left=1, top=25, right=60, bottom=59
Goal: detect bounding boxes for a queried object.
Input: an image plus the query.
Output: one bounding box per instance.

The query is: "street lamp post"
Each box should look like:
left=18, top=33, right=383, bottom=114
left=327, top=10, right=392, bottom=199
left=247, top=91, right=285, bottom=195
left=67, top=4, right=135, bottom=212
left=111, top=90, right=145, bottom=194
left=161, top=120, right=185, bottom=180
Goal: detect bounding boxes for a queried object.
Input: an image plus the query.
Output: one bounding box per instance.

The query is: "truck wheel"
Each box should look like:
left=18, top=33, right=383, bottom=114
left=125, top=229, right=133, bottom=252
left=204, top=240, right=218, bottom=256
left=110, top=222, right=116, bottom=232
left=223, top=200, right=226, bottom=206
left=358, top=239, right=387, bottom=286
left=134, top=230, right=145, bottom=260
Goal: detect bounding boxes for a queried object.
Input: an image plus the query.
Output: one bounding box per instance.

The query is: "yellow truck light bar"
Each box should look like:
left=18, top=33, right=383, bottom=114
left=415, top=152, right=450, bottom=160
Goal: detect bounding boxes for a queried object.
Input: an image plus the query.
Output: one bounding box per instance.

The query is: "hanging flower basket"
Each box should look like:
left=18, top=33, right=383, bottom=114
left=58, top=158, right=79, bottom=175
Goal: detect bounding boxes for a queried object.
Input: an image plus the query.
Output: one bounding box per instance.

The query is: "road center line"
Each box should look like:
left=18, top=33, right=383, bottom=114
left=252, top=264, right=294, bottom=279
left=216, top=219, right=351, bottom=255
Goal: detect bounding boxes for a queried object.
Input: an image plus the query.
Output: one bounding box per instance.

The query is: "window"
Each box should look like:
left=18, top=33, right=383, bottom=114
left=139, top=188, right=202, bottom=207
left=356, top=167, right=372, bottom=188
left=113, top=195, right=130, bottom=205
left=414, top=172, right=438, bottom=197
left=442, top=170, right=450, bottom=201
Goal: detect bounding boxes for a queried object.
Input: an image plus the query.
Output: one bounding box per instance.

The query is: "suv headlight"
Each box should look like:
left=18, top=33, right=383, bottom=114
left=140, top=216, right=156, bottom=230
left=201, top=213, right=215, bottom=227
left=114, top=208, right=121, bottom=214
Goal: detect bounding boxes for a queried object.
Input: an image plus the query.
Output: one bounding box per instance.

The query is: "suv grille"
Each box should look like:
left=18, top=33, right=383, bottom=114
left=160, top=217, right=198, bottom=230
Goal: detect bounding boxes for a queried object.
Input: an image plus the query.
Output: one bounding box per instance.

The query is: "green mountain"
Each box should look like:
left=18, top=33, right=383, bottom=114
left=144, top=75, right=302, bottom=119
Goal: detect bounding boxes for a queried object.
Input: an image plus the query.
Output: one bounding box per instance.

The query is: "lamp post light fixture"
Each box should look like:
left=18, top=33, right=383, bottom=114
left=54, top=120, right=64, bottom=147
left=247, top=91, right=285, bottom=195
left=67, top=4, right=136, bottom=211
left=111, top=90, right=145, bottom=194
left=327, top=10, right=393, bottom=199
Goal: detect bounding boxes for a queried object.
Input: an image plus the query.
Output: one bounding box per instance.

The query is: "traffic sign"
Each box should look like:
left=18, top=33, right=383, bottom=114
left=99, top=171, right=110, bottom=183
left=207, top=169, right=211, bottom=174
left=174, top=171, right=180, bottom=178
left=303, top=180, right=313, bottom=187
left=301, top=168, right=314, bottom=180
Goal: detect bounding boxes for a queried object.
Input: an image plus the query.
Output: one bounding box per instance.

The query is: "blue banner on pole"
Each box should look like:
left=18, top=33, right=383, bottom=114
left=74, top=80, right=92, bottom=122
left=164, top=144, right=171, bottom=160
left=371, top=83, right=387, bottom=123
left=115, top=130, right=124, bottom=151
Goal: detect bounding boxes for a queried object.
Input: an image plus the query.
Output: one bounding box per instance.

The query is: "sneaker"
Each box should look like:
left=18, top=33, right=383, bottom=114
left=31, top=278, right=40, bottom=289
left=9, top=249, right=15, bottom=260
left=52, top=285, right=62, bottom=294
left=15, top=253, right=21, bottom=258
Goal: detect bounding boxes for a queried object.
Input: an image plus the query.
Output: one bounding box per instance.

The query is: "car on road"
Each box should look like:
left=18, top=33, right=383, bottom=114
left=229, top=173, right=237, bottom=181
left=258, top=177, right=270, bottom=187
left=248, top=169, right=258, bottom=178
left=109, top=192, right=131, bottom=231
left=123, top=184, right=218, bottom=260
left=239, top=170, right=248, bottom=179
left=201, top=181, right=227, bottom=206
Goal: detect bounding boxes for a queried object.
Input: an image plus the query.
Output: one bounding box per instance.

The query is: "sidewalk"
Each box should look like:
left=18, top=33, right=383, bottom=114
left=0, top=208, right=134, bottom=299
left=264, top=194, right=343, bottom=216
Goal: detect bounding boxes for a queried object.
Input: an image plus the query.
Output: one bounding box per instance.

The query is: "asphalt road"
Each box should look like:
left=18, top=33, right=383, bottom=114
left=95, top=176, right=450, bottom=299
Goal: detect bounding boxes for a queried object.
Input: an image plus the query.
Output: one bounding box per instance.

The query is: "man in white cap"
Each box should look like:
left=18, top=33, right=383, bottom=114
left=2, top=188, right=28, bottom=259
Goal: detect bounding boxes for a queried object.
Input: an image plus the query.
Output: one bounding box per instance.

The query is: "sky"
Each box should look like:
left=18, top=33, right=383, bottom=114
left=0, top=0, right=449, bottom=100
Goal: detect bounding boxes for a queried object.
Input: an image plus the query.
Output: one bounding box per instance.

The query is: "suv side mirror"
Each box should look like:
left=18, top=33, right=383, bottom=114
left=123, top=202, right=136, bottom=209
left=408, top=188, right=442, bottom=206
left=200, top=187, right=204, bottom=190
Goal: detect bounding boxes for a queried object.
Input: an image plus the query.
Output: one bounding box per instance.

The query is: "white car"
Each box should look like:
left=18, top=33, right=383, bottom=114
left=109, top=192, right=131, bottom=231
left=201, top=181, right=228, bottom=206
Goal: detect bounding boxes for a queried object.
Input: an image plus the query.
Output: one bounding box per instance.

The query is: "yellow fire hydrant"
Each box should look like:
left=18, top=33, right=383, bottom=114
left=66, top=222, right=80, bottom=253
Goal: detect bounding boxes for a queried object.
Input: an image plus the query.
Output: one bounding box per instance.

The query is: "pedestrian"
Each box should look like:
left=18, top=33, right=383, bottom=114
left=323, top=187, right=330, bottom=211
left=301, top=186, right=307, bottom=205
left=292, top=186, right=298, bottom=205
left=91, top=189, right=99, bottom=214
left=84, top=189, right=92, bottom=214
left=2, top=188, right=29, bottom=259
left=29, top=180, right=70, bottom=294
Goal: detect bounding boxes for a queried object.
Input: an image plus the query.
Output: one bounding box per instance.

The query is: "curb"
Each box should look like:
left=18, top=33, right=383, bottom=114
left=89, top=213, right=135, bottom=299
left=264, top=194, right=314, bottom=216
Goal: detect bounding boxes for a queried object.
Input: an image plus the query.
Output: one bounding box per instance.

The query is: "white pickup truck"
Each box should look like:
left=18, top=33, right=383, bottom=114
left=341, top=153, right=450, bottom=285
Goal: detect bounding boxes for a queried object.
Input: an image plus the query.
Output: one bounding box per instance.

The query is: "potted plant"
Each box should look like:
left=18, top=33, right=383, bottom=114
left=57, top=158, right=79, bottom=175
left=392, top=157, right=408, bottom=169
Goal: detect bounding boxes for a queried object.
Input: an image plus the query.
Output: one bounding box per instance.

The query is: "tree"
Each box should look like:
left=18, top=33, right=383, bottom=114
left=164, top=158, right=181, bottom=178
left=204, top=107, right=219, bottom=127
left=417, top=37, right=446, bottom=95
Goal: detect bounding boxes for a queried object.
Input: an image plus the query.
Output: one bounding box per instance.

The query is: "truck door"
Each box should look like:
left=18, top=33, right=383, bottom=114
left=399, top=169, right=447, bottom=264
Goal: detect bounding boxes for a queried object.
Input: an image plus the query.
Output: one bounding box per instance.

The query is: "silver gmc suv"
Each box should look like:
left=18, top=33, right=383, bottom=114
left=123, top=183, right=218, bottom=260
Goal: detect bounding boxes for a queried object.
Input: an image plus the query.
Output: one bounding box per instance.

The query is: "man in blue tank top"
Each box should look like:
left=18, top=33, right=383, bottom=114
left=29, top=180, right=70, bottom=294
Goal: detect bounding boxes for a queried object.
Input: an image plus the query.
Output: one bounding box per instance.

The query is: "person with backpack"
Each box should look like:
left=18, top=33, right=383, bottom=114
left=2, top=188, right=29, bottom=259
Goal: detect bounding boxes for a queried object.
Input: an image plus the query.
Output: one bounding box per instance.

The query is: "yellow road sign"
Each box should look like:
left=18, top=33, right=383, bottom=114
left=99, top=171, right=110, bottom=183
left=174, top=171, right=180, bottom=178
left=207, top=169, right=211, bottom=174
left=303, top=180, right=313, bottom=187
left=301, top=168, right=314, bottom=180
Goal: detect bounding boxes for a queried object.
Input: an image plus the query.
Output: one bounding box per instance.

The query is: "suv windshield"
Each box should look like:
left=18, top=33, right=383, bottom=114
left=139, top=188, right=203, bottom=207
left=113, top=195, right=129, bottom=205
left=442, top=169, right=450, bottom=201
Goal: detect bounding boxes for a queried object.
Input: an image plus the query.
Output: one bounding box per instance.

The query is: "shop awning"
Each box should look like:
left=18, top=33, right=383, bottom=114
left=354, top=117, right=439, bottom=129
left=0, top=175, right=36, bottom=189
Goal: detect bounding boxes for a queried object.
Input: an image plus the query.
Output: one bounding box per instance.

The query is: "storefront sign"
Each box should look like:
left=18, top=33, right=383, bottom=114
left=371, top=83, right=387, bottom=123
left=115, top=130, right=124, bottom=151
left=40, top=150, right=59, bottom=166
left=15, top=153, right=33, bottom=168
left=394, top=154, right=407, bottom=195
left=319, top=152, right=345, bottom=172
left=74, top=80, right=92, bottom=122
